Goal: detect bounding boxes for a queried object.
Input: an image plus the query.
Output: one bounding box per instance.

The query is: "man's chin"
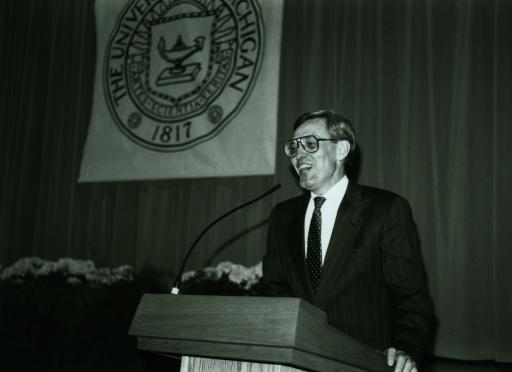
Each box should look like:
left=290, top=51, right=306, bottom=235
left=299, top=176, right=315, bottom=191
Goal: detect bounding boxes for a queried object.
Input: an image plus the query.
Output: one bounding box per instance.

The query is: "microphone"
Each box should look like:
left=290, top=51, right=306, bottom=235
left=171, top=183, right=282, bottom=294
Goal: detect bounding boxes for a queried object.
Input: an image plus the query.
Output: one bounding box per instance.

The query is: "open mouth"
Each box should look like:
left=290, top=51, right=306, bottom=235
left=297, top=163, right=313, bottom=174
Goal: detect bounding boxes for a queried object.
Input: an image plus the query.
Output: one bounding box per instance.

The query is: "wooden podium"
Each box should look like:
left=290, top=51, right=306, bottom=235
left=129, top=294, right=393, bottom=372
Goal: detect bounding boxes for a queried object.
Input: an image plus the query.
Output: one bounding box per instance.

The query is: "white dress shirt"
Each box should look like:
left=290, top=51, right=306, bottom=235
left=304, top=175, right=349, bottom=264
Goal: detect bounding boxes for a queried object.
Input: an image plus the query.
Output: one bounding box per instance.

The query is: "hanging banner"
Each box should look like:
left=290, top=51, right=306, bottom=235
left=79, top=0, right=282, bottom=181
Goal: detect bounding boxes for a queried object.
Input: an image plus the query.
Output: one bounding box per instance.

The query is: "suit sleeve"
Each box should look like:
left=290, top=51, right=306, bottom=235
left=260, top=206, right=294, bottom=297
left=381, top=196, right=434, bottom=360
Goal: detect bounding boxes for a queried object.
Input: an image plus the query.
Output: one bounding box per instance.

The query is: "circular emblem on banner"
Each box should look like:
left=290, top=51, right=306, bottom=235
left=104, top=0, right=263, bottom=151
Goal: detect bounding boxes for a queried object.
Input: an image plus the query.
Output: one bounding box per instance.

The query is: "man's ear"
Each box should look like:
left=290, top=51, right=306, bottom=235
left=336, top=140, right=350, bottom=161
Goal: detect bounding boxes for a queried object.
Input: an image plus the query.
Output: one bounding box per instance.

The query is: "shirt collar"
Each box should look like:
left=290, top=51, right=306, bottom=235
left=310, top=175, right=348, bottom=205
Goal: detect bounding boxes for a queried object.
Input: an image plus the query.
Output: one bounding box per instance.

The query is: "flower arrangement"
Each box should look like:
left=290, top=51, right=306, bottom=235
left=0, top=256, right=134, bottom=286
left=180, top=261, right=263, bottom=295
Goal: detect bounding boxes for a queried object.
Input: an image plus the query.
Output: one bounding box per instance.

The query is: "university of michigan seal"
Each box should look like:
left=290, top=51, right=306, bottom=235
left=104, top=0, right=263, bottom=151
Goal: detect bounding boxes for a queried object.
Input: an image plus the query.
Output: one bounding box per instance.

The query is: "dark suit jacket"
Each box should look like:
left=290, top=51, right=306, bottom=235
left=262, top=182, right=434, bottom=360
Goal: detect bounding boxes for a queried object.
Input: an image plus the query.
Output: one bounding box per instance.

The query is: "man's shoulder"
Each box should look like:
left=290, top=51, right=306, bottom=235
left=272, top=193, right=308, bottom=212
left=267, top=193, right=308, bottom=222
left=357, top=183, right=401, bottom=200
left=354, top=183, right=413, bottom=213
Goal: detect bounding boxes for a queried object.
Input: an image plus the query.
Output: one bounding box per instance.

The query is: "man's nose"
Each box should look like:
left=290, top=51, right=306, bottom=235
left=296, top=143, right=308, bottom=158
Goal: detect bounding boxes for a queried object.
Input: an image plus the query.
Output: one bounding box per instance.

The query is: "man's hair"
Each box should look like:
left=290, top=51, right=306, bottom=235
left=293, top=109, right=357, bottom=164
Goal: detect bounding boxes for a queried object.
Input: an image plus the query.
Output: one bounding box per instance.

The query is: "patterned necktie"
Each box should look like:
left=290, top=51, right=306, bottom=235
left=306, top=196, right=326, bottom=293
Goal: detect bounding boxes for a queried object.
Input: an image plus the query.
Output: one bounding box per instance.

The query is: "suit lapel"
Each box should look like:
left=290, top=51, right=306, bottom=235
left=286, top=194, right=315, bottom=301
left=315, top=182, right=365, bottom=301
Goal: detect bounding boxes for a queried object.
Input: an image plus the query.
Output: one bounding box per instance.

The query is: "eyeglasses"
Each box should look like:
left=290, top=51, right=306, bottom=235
left=284, top=135, right=339, bottom=158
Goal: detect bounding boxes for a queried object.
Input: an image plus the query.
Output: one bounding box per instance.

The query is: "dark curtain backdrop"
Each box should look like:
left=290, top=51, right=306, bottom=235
left=1, top=0, right=511, bottom=362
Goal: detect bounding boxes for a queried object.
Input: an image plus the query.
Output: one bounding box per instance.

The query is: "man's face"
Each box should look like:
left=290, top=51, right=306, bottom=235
left=290, top=118, right=342, bottom=196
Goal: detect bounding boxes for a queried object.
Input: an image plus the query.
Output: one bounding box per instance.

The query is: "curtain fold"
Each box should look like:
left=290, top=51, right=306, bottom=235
left=1, top=0, right=511, bottom=362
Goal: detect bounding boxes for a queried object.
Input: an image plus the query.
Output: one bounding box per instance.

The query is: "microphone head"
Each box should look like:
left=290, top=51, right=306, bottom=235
left=263, top=183, right=282, bottom=197
left=270, top=183, right=282, bottom=192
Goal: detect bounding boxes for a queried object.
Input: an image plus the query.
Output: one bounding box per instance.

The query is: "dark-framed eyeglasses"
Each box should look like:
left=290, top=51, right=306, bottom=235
left=284, top=135, right=339, bottom=158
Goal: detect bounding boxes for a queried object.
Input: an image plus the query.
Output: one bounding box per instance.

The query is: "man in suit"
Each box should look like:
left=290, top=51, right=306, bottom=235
left=262, top=109, right=433, bottom=372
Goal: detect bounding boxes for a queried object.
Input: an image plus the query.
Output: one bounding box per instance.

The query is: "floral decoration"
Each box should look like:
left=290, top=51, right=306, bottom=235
left=0, top=256, right=134, bottom=286
left=180, top=261, right=263, bottom=295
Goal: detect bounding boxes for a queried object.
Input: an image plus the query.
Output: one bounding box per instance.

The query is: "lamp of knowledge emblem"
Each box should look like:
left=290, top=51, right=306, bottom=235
left=104, top=0, right=263, bottom=151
